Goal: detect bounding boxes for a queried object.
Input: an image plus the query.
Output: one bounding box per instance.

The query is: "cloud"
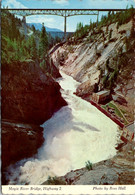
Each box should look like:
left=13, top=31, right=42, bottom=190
left=51, top=0, right=69, bottom=5
left=26, top=15, right=55, bottom=24
left=26, top=15, right=64, bottom=31
left=2, top=0, right=27, bottom=8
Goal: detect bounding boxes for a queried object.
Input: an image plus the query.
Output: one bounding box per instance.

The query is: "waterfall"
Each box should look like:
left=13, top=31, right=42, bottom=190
left=6, top=71, right=119, bottom=185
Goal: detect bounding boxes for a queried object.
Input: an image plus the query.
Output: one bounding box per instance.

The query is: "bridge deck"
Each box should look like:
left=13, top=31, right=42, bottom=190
left=2, top=8, right=128, bottom=17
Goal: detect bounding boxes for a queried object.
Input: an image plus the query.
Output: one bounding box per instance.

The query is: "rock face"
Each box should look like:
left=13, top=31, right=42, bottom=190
left=56, top=141, right=135, bottom=185
left=1, top=61, right=67, bottom=175
left=51, top=20, right=134, bottom=122
left=51, top=20, right=133, bottom=92
left=2, top=121, right=44, bottom=170
left=1, top=61, right=67, bottom=125
left=112, top=94, right=127, bottom=106
left=75, top=80, right=98, bottom=98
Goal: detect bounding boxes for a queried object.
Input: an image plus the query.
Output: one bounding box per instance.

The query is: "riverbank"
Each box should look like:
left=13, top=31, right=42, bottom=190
left=41, top=72, right=134, bottom=185
left=4, top=71, right=120, bottom=185
left=47, top=18, right=135, bottom=185
left=41, top=87, right=134, bottom=185
left=43, top=139, right=135, bottom=185
left=1, top=61, right=67, bottom=185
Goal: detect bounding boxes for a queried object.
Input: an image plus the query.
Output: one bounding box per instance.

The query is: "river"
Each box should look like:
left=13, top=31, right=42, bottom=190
left=6, top=71, right=119, bottom=185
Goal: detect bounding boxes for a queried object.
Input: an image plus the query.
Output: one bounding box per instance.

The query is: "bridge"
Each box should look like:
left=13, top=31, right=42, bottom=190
left=3, top=8, right=127, bottom=40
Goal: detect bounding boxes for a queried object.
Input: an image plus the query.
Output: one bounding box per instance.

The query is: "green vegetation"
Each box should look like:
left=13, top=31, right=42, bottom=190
left=108, top=29, right=113, bottom=41
left=46, top=176, right=66, bottom=185
left=39, top=23, right=48, bottom=58
left=99, top=6, right=134, bottom=28
left=100, top=58, right=119, bottom=90
left=102, top=101, right=129, bottom=125
left=2, top=11, right=26, bottom=63
left=74, top=6, right=134, bottom=41
left=72, top=6, right=135, bottom=94
left=67, top=45, right=74, bottom=53
left=74, top=22, right=90, bottom=40
left=1, top=10, right=40, bottom=64
left=85, top=161, right=93, bottom=171
left=1, top=9, right=62, bottom=66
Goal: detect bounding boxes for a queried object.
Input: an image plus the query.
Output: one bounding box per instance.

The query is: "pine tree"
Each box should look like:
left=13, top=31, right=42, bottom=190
left=31, top=25, right=36, bottom=34
left=39, top=23, right=48, bottom=58
left=30, top=35, right=37, bottom=60
left=108, top=29, right=113, bottom=40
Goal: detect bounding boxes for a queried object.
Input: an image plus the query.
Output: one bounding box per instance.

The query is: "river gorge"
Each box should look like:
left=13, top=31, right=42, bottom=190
left=5, top=70, right=119, bottom=185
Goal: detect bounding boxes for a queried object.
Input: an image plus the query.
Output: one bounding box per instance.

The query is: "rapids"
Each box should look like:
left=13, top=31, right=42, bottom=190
left=6, top=71, right=119, bottom=185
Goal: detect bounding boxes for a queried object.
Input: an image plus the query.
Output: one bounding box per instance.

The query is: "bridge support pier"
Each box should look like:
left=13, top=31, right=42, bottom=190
left=22, top=16, right=27, bottom=40
left=64, top=16, right=67, bottom=41
left=97, top=11, right=99, bottom=26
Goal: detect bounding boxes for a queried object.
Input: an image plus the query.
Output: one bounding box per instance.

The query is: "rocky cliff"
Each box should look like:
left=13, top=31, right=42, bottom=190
left=1, top=60, right=67, bottom=176
left=2, top=61, right=66, bottom=125
left=43, top=141, right=134, bottom=185
left=51, top=19, right=134, bottom=123
left=48, top=17, right=135, bottom=185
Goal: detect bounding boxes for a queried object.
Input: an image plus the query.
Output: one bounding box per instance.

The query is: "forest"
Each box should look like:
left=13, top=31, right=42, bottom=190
left=1, top=10, right=62, bottom=66
left=74, top=6, right=134, bottom=41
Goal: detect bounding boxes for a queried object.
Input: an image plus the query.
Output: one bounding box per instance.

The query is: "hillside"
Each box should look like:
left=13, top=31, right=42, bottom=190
left=48, top=9, right=135, bottom=185
left=1, top=9, right=67, bottom=184
left=1, top=7, right=135, bottom=186
left=27, top=23, right=73, bottom=39
left=51, top=15, right=135, bottom=125
left=27, top=23, right=63, bottom=32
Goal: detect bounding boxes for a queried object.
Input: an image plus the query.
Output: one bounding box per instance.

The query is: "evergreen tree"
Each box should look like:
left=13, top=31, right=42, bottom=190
left=108, top=29, right=113, bottom=40
left=30, top=35, right=37, bottom=60
left=39, top=23, right=48, bottom=58
left=31, top=25, right=36, bottom=34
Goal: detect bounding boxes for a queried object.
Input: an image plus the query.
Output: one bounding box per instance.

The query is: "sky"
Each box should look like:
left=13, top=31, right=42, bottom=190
left=1, top=0, right=135, bottom=32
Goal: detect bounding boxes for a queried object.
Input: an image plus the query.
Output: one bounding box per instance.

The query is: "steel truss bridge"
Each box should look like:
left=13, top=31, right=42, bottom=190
left=3, top=8, right=127, bottom=39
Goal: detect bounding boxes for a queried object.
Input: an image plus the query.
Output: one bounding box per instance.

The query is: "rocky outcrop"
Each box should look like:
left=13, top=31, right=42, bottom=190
left=2, top=121, right=44, bottom=171
left=1, top=61, right=67, bottom=125
left=112, top=94, right=127, bottom=106
left=46, top=19, right=135, bottom=185
left=75, top=80, right=98, bottom=98
left=75, top=70, right=100, bottom=97
left=70, top=141, right=135, bottom=185
left=51, top=20, right=134, bottom=122
left=43, top=57, right=62, bottom=79
left=44, top=141, right=134, bottom=185
left=51, top=20, right=133, bottom=86
left=1, top=61, right=67, bottom=175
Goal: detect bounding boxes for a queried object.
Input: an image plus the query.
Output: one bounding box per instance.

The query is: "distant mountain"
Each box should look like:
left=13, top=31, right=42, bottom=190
left=27, top=23, right=63, bottom=32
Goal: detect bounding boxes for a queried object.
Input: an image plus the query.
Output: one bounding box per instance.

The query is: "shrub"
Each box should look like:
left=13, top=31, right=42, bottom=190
left=106, top=25, right=109, bottom=33
left=85, top=160, right=93, bottom=170
left=119, top=30, right=126, bottom=35
left=108, top=29, right=113, bottom=41
left=67, top=45, right=74, bottom=53
left=130, top=22, right=135, bottom=38
left=96, top=52, right=101, bottom=58
left=116, top=22, right=119, bottom=31
left=109, top=38, right=117, bottom=43
left=47, top=176, right=66, bottom=185
left=40, top=59, right=47, bottom=70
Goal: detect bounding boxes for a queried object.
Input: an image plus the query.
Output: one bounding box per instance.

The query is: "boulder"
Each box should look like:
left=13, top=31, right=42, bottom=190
left=1, top=121, right=44, bottom=171
left=75, top=80, right=98, bottom=97
left=112, top=94, right=127, bottom=106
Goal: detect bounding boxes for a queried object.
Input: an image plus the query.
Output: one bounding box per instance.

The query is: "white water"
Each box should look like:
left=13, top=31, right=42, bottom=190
left=6, top=71, right=119, bottom=185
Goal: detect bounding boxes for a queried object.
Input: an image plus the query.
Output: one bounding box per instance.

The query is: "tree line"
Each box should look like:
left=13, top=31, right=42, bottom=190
left=74, top=5, right=135, bottom=40
left=1, top=10, right=62, bottom=65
